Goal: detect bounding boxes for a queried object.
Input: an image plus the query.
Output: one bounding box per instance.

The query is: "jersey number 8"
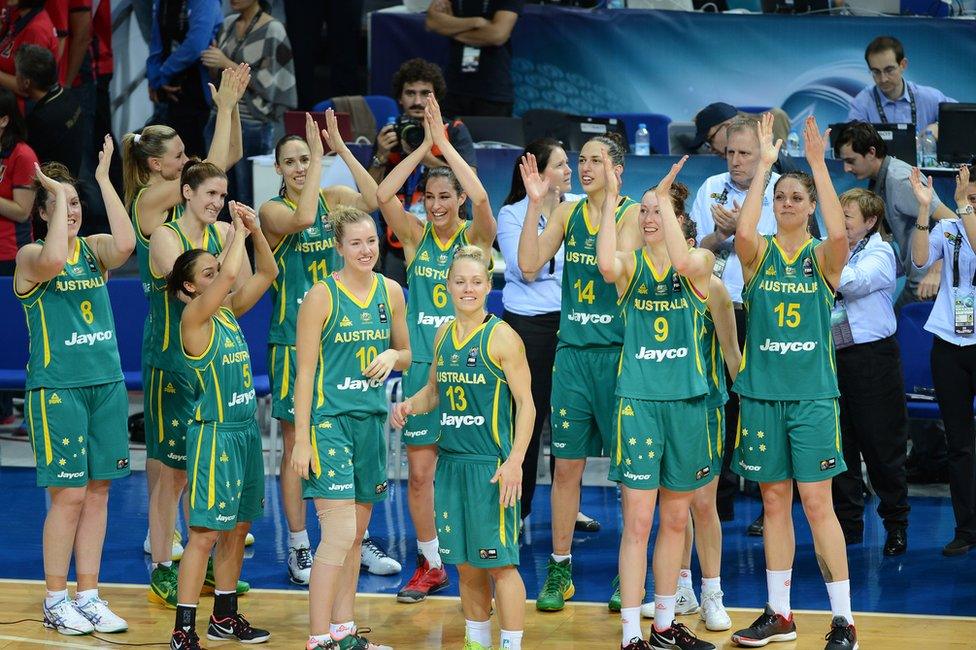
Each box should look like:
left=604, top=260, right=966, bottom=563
left=80, top=300, right=94, bottom=325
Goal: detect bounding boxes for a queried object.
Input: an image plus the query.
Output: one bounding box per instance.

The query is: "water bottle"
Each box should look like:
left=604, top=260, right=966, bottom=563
left=920, top=129, right=938, bottom=168
left=786, top=130, right=800, bottom=157
left=634, top=123, right=650, bottom=156
left=607, top=0, right=625, bottom=8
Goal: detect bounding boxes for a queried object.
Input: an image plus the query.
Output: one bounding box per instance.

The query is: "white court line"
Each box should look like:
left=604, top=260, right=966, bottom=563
left=2, top=578, right=975, bottom=622
left=0, top=634, right=112, bottom=648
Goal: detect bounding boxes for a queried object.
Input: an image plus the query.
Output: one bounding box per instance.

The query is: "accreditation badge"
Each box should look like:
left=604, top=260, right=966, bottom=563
left=461, top=46, right=481, bottom=73
left=713, top=247, right=731, bottom=279
left=830, top=302, right=855, bottom=350
left=954, top=289, right=975, bottom=335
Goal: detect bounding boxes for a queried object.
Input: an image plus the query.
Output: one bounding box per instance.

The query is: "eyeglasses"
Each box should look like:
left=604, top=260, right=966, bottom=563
left=706, top=127, right=725, bottom=155
left=870, top=65, right=900, bottom=79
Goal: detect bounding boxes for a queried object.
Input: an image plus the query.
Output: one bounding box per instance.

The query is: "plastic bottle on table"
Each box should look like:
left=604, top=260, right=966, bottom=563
left=786, top=130, right=800, bottom=157
left=634, top=123, right=650, bottom=156
left=919, top=129, right=938, bottom=168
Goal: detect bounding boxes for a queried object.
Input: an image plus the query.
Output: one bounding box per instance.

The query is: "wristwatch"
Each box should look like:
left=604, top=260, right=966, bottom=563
left=370, top=155, right=386, bottom=169
left=957, top=205, right=975, bottom=217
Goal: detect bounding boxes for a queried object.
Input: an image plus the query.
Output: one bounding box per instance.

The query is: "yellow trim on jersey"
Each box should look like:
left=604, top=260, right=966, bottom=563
left=311, top=419, right=322, bottom=478
left=66, top=238, right=81, bottom=265
left=451, top=317, right=489, bottom=350
left=155, top=369, right=165, bottom=443
left=482, top=322, right=507, bottom=384
left=191, top=422, right=204, bottom=508
left=431, top=221, right=467, bottom=252
left=498, top=459, right=507, bottom=547
left=491, top=379, right=502, bottom=449
left=580, top=200, right=600, bottom=236
left=617, top=250, right=641, bottom=307
left=335, top=273, right=378, bottom=309
left=131, top=187, right=152, bottom=246
left=615, top=398, right=624, bottom=466
left=210, top=365, right=225, bottom=422
left=742, top=237, right=774, bottom=296
left=162, top=292, right=172, bottom=351
left=734, top=412, right=742, bottom=449
left=771, top=236, right=813, bottom=266
left=644, top=248, right=672, bottom=283
left=13, top=264, right=45, bottom=300
left=316, top=348, right=326, bottom=409
left=833, top=399, right=841, bottom=452
left=36, top=300, right=51, bottom=367
left=276, top=257, right=288, bottom=324
left=208, top=422, right=217, bottom=508
left=692, top=310, right=704, bottom=376
left=39, top=388, right=52, bottom=465
left=280, top=347, right=290, bottom=400
left=715, top=408, right=723, bottom=457
left=183, top=318, right=216, bottom=362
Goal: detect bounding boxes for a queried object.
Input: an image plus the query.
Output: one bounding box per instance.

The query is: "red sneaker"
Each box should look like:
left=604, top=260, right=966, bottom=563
left=396, top=555, right=449, bottom=603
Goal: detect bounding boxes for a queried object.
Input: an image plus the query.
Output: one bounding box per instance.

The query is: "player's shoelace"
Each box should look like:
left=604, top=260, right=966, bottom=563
left=362, top=538, right=388, bottom=562
left=295, top=546, right=313, bottom=570
left=540, top=561, right=571, bottom=597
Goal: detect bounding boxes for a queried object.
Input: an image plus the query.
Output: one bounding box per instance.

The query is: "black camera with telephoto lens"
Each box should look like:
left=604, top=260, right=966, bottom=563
left=394, top=114, right=426, bottom=152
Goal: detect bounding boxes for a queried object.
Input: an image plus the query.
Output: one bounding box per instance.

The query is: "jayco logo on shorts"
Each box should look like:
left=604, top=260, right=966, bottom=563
left=216, top=514, right=236, bottom=523
left=738, top=460, right=762, bottom=472
left=167, top=453, right=187, bottom=463
left=635, top=346, right=688, bottom=361
left=417, top=312, right=454, bottom=327
left=624, top=470, right=652, bottom=481
left=227, top=389, right=256, bottom=407
left=64, top=330, right=113, bottom=346
left=567, top=311, right=613, bottom=325
left=403, top=428, right=429, bottom=438
left=441, top=414, right=486, bottom=428
left=336, top=377, right=384, bottom=391
left=552, top=441, right=567, bottom=448
left=758, top=339, right=817, bottom=354
left=57, top=470, right=85, bottom=479
left=329, top=482, right=354, bottom=491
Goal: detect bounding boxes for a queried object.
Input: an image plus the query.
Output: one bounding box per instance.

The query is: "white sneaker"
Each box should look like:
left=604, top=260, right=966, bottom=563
left=361, top=537, right=402, bottom=575
left=699, top=589, right=732, bottom=631
left=245, top=532, right=255, bottom=547
left=74, top=595, right=128, bottom=633
left=143, top=529, right=184, bottom=561
left=288, top=545, right=313, bottom=585
left=640, top=600, right=655, bottom=618
left=675, top=584, right=700, bottom=615
left=42, top=597, right=94, bottom=635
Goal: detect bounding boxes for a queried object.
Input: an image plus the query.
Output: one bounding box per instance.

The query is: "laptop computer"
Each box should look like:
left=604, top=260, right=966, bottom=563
left=830, top=122, right=916, bottom=167
left=282, top=111, right=353, bottom=154
left=937, top=103, right=976, bottom=166
left=522, top=111, right=629, bottom=153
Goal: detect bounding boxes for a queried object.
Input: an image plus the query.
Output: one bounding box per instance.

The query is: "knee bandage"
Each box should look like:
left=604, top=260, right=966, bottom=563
left=314, top=504, right=357, bottom=566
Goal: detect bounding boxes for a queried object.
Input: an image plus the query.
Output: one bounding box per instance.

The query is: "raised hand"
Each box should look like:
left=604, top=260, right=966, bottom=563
left=305, top=112, right=324, bottom=159
left=655, top=155, right=688, bottom=199
left=94, top=135, right=113, bottom=183
left=803, top=115, right=829, bottom=165
left=424, top=95, right=449, bottom=148
left=955, top=165, right=972, bottom=209
left=519, top=153, right=551, bottom=203
left=758, top=113, right=782, bottom=168
left=909, top=167, right=934, bottom=207
left=320, top=108, right=347, bottom=154
left=33, top=162, right=64, bottom=194
left=602, top=148, right=621, bottom=200
left=230, top=201, right=258, bottom=235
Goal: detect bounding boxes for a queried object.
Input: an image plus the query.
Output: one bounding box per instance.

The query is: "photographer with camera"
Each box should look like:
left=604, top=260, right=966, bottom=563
left=369, top=58, right=477, bottom=285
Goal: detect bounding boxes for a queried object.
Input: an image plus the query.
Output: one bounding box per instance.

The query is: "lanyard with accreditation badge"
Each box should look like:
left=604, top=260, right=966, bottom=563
left=949, top=223, right=976, bottom=335
left=873, top=84, right=917, bottom=127
left=830, top=238, right=869, bottom=350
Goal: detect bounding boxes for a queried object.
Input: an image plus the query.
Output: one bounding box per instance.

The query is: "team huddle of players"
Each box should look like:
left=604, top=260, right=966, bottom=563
left=16, top=66, right=857, bottom=650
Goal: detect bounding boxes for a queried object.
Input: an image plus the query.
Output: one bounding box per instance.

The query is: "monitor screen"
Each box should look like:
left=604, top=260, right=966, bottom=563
left=937, top=103, right=976, bottom=166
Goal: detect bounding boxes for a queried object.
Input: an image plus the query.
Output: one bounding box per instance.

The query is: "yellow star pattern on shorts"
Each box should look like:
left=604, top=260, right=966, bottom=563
left=171, top=419, right=179, bottom=427
left=638, top=454, right=643, bottom=460
left=236, top=479, right=242, bottom=487
left=168, top=439, right=176, bottom=447
left=625, top=458, right=632, bottom=466
left=649, top=451, right=656, bottom=459
left=58, top=458, right=66, bottom=466
left=628, top=437, right=636, bottom=446
left=328, top=448, right=336, bottom=457
left=562, top=421, right=570, bottom=429
left=645, top=438, right=653, bottom=445
left=759, top=444, right=767, bottom=452
left=226, top=481, right=231, bottom=488
left=72, top=454, right=77, bottom=458
left=757, top=431, right=765, bottom=439
left=444, top=525, right=451, bottom=534
left=62, top=438, right=69, bottom=445
left=218, top=501, right=226, bottom=509
left=742, top=429, right=749, bottom=437
left=343, top=447, right=349, bottom=454
left=77, top=436, right=83, bottom=444
left=559, top=408, right=567, bottom=417
left=327, top=470, right=336, bottom=478
left=442, top=511, right=448, bottom=519
left=80, top=449, right=86, bottom=456
left=220, top=451, right=229, bottom=462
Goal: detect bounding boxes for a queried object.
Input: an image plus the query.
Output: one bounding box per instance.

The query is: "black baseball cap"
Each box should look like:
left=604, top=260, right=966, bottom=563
left=690, top=102, right=738, bottom=149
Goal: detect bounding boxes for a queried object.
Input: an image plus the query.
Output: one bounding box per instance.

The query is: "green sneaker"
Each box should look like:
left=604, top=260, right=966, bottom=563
left=203, top=557, right=250, bottom=595
left=608, top=575, right=621, bottom=612
left=147, top=564, right=178, bottom=609
left=463, top=637, right=492, bottom=650
left=535, top=557, right=574, bottom=612
left=332, top=627, right=391, bottom=649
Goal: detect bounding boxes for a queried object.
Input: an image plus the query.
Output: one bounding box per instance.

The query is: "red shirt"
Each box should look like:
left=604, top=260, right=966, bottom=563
left=90, top=0, right=110, bottom=76
left=0, top=8, right=58, bottom=79
left=56, top=0, right=90, bottom=86
left=0, top=142, right=38, bottom=261
left=45, top=0, right=67, bottom=38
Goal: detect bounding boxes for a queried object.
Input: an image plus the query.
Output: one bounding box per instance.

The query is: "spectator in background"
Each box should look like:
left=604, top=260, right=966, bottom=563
left=147, top=0, right=222, bottom=158
left=688, top=116, right=778, bottom=530
left=43, top=0, right=67, bottom=60
left=91, top=0, right=121, bottom=190
left=833, top=121, right=953, bottom=306
left=0, top=0, right=58, bottom=95
left=0, top=86, right=37, bottom=425
left=16, top=44, right=82, bottom=178
left=368, top=58, right=476, bottom=285
left=425, top=0, right=523, bottom=118
left=688, top=102, right=798, bottom=174
left=201, top=0, right=296, bottom=209
left=830, top=188, right=910, bottom=557
left=848, top=35, right=956, bottom=135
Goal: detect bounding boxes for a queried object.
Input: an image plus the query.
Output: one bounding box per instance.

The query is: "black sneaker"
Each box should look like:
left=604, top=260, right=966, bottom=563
left=942, top=536, right=973, bottom=557
left=824, top=616, right=858, bottom=649
left=623, top=637, right=652, bottom=650
left=731, top=604, right=797, bottom=647
left=170, top=629, right=202, bottom=650
left=747, top=512, right=764, bottom=537
left=648, top=621, right=715, bottom=650
left=207, top=612, right=271, bottom=643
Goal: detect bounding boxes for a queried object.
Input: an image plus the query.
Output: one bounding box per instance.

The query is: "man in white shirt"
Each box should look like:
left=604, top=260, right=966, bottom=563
left=688, top=116, right=779, bottom=528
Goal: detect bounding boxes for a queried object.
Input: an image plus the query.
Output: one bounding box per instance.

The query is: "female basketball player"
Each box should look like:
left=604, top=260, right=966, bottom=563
left=258, top=110, right=387, bottom=585
left=291, top=207, right=410, bottom=650
left=376, top=95, right=495, bottom=604
left=16, top=143, right=134, bottom=635
left=597, top=155, right=716, bottom=650
left=392, top=245, right=534, bottom=650
left=166, top=202, right=277, bottom=650
left=517, top=136, right=641, bottom=611
left=122, top=64, right=248, bottom=602
left=730, top=115, right=856, bottom=650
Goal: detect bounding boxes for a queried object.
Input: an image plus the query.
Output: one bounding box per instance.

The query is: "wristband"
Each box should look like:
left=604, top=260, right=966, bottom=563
left=370, top=155, right=386, bottom=168
left=915, top=222, right=930, bottom=231
left=957, top=205, right=975, bottom=217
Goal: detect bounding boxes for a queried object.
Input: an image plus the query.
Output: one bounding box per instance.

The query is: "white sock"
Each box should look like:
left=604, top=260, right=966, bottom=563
left=701, top=576, right=721, bottom=594
left=363, top=528, right=370, bottom=540
left=309, top=634, right=330, bottom=645
left=214, top=589, right=235, bottom=596
left=288, top=529, right=310, bottom=549
left=551, top=553, right=571, bottom=563
left=621, top=606, right=642, bottom=644
left=45, top=589, right=68, bottom=608
left=152, top=560, right=173, bottom=570
left=74, top=589, right=98, bottom=603
left=500, top=629, right=523, bottom=649
left=465, top=619, right=491, bottom=646
left=825, top=579, right=853, bottom=625
left=418, top=538, right=442, bottom=569
left=767, top=569, right=792, bottom=618
left=330, top=621, right=355, bottom=639
left=653, top=593, right=677, bottom=633
left=677, top=569, right=693, bottom=589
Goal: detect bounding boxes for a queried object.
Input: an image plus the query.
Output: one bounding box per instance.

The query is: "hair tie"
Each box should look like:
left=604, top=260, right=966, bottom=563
left=133, top=133, right=141, bottom=144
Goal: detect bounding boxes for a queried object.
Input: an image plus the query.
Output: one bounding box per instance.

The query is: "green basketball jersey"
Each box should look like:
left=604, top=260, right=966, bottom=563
left=701, top=308, right=728, bottom=409
left=615, top=249, right=707, bottom=401
left=17, top=238, right=123, bottom=390
left=144, top=220, right=224, bottom=372
left=267, top=192, right=343, bottom=345
left=184, top=307, right=256, bottom=423
left=132, top=187, right=184, bottom=298
left=433, top=315, right=513, bottom=459
left=406, top=222, right=472, bottom=363
left=559, top=196, right=637, bottom=348
left=314, top=273, right=392, bottom=418
left=734, top=236, right=838, bottom=400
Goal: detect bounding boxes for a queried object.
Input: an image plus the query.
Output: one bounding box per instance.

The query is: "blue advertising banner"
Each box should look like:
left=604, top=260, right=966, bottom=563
left=370, top=7, right=976, bottom=129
